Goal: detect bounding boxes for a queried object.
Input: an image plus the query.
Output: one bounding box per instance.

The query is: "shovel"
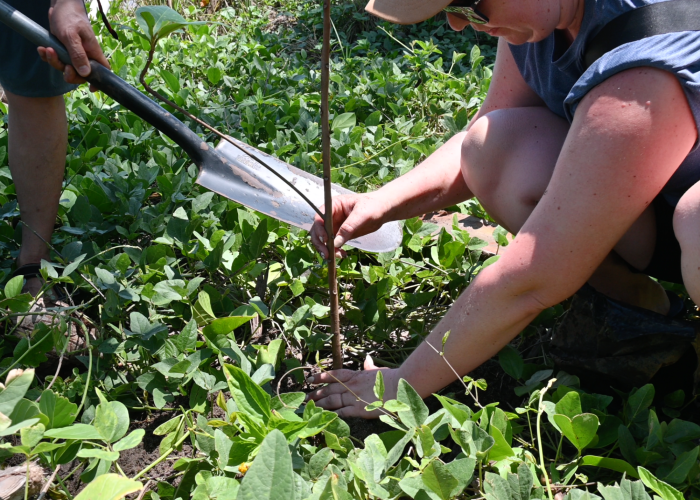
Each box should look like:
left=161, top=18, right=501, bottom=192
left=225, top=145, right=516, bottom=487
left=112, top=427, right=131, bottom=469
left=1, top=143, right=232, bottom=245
left=0, top=2, right=402, bottom=253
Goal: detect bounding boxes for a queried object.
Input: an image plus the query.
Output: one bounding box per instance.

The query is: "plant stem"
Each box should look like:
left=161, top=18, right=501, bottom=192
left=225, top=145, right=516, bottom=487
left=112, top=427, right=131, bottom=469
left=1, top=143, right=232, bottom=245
left=537, top=379, right=557, bottom=500
left=321, top=0, right=342, bottom=370
left=133, top=430, right=191, bottom=480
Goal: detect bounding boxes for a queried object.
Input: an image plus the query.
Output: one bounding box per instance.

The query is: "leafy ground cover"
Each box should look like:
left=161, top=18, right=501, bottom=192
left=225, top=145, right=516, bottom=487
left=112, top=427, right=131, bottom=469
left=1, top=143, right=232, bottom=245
left=0, top=1, right=699, bottom=499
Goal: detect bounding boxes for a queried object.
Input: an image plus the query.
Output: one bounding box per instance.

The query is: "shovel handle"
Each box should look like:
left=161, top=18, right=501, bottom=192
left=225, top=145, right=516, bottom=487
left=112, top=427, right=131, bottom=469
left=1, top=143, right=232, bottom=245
left=0, top=0, right=208, bottom=165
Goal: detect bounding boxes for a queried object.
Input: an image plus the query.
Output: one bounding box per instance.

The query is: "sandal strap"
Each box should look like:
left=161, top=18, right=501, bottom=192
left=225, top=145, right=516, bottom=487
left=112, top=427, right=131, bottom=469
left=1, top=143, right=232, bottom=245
left=10, top=263, right=42, bottom=280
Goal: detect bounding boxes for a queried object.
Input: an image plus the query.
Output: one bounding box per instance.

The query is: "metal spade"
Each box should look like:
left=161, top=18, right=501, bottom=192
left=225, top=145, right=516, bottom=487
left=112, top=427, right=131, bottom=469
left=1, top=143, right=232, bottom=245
left=0, top=2, right=402, bottom=253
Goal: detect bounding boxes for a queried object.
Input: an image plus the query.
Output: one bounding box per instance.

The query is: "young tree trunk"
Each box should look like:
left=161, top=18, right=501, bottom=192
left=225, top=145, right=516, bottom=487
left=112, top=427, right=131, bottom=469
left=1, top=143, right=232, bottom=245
left=321, top=0, right=343, bottom=370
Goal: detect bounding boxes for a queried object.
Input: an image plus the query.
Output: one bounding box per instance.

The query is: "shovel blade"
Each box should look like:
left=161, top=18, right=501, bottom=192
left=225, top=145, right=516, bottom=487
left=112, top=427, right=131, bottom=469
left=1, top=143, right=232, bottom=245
left=195, top=137, right=403, bottom=253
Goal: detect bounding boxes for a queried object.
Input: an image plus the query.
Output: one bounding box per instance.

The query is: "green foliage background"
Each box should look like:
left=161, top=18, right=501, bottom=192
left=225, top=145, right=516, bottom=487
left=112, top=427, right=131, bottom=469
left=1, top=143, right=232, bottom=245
left=0, top=2, right=697, bottom=499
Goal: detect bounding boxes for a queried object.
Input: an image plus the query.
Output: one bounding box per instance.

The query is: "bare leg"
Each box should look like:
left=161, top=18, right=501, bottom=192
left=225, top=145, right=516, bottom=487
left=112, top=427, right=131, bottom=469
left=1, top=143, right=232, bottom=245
left=6, top=91, right=67, bottom=295
left=462, top=107, right=669, bottom=313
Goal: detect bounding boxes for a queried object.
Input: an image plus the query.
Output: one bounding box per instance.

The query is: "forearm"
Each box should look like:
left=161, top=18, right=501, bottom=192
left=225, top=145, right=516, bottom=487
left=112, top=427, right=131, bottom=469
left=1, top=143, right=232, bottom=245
left=395, top=250, right=548, bottom=398
left=376, top=131, right=472, bottom=222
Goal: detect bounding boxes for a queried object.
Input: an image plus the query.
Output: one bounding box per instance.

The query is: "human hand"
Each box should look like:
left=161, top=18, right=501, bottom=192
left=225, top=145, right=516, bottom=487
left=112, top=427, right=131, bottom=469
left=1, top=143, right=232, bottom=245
left=310, top=193, right=391, bottom=259
left=37, top=0, right=111, bottom=89
left=306, top=356, right=400, bottom=419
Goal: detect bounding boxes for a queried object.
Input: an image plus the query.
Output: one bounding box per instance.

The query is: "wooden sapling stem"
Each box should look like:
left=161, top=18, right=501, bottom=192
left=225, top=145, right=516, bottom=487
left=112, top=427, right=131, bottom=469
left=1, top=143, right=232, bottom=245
left=321, top=0, right=343, bottom=370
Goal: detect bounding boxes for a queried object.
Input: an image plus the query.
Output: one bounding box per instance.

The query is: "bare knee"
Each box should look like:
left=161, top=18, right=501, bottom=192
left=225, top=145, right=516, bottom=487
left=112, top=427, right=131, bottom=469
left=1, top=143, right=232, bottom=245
left=460, top=107, right=569, bottom=231
left=674, top=182, right=700, bottom=302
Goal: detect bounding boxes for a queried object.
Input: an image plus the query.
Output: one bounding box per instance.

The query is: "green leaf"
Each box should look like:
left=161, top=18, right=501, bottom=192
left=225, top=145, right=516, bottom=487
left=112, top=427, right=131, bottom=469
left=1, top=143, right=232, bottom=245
left=627, top=385, right=654, bottom=422
left=422, top=460, right=458, bottom=500
left=553, top=413, right=599, bottom=452
left=498, top=346, right=523, bottom=380
left=113, top=429, right=145, bottom=452
left=0, top=369, right=34, bottom=416
left=207, top=67, right=222, bottom=85
left=245, top=218, right=269, bottom=260
left=21, top=423, right=44, bottom=448
left=203, top=316, right=255, bottom=337
left=508, top=462, right=534, bottom=500
left=175, top=319, right=199, bottom=353
left=663, top=446, right=698, bottom=484
left=159, top=69, right=180, bottom=93
left=488, top=422, right=514, bottom=462
left=77, top=448, right=120, bottom=461
left=238, top=430, right=296, bottom=500
left=4, top=275, right=23, bottom=298
left=396, top=379, right=428, bottom=428
left=223, top=364, right=271, bottom=423
left=0, top=418, right=39, bottom=438
left=555, top=391, right=583, bottom=419
left=373, top=371, right=385, bottom=401
left=580, top=456, right=639, bottom=478
left=73, top=473, right=142, bottom=500
left=484, top=472, right=511, bottom=500
left=308, top=447, right=334, bottom=480
left=39, top=390, right=78, bottom=429
left=93, top=401, right=130, bottom=443
left=638, top=467, right=684, bottom=500
left=450, top=421, right=495, bottom=459
left=332, top=112, right=357, bottom=131
left=44, top=423, right=103, bottom=440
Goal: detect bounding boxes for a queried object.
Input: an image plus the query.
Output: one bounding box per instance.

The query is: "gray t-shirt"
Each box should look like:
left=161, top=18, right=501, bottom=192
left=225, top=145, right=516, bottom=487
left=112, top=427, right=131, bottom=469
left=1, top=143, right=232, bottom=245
left=509, top=0, right=700, bottom=204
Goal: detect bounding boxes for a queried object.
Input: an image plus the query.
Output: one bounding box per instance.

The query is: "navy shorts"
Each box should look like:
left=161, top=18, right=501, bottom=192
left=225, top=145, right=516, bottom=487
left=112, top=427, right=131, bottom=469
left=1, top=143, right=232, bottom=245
left=0, top=0, right=76, bottom=97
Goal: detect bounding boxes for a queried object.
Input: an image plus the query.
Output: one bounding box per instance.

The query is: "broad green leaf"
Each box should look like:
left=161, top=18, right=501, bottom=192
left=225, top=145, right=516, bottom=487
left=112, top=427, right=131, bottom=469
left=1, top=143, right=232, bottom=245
left=555, top=391, right=583, bottom=419
left=308, top=447, right=334, bottom=480
left=451, top=421, right=495, bottom=459
left=94, top=401, right=129, bottom=443
left=508, top=462, right=534, bottom=500
left=626, top=385, right=654, bottom=422
left=215, top=428, right=233, bottom=469
left=663, top=446, right=698, bottom=484
left=223, top=364, right=271, bottom=422
left=4, top=275, right=23, bottom=298
left=113, top=429, right=145, bottom=452
left=553, top=413, right=599, bottom=452
left=73, top=473, right=142, bottom=500
left=45, top=423, right=103, bottom=440
left=396, top=379, right=428, bottom=428
left=203, top=316, right=254, bottom=337
left=484, top=471, right=511, bottom=500
left=581, top=456, right=639, bottom=478
left=207, top=67, right=222, bottom=85
left=153, top=416, right=181, bottom=436
left=488, top=422, right=514, bottom=461
left=238, top=430, right=296, bottom=500
left=77, top=448, right=120, bottom=461
left=21, top=423, right=44, bottom=448
left=159, top=69, right=180, bottom=93
left=422, top=460, right=458, bottom=500
left=0, top=412, right=9, bottom=431
left=446, top=457, right=476, bottom=498
left=0, top=369, right=34, bottom=416
left=332, top=112, right=356, bottom=131
left=298, top=411, right=337, bottom=439
left=386, top=428, right=416, bottom=468
left=0, top=418, right=40, bottom=437
left=498, top=346, right=524, bottom=380
left=39, top=390, right=78, bottom=429
left=175, top=319, right=198, bottom=352
left=638, top=467, right=684, bottom=500
left=373, top=371, right=385, bottom=401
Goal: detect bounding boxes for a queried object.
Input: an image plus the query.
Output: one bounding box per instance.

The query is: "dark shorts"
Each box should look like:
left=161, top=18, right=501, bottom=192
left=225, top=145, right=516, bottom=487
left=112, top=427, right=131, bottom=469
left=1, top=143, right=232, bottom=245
left=641, top=196, right=684, bottom=284
left=0, top=0, right=76, bottom=97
